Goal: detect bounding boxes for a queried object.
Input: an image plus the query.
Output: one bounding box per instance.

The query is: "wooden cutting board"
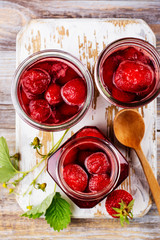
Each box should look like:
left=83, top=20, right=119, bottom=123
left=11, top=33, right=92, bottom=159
left=16, top=19, right=157, bottom=218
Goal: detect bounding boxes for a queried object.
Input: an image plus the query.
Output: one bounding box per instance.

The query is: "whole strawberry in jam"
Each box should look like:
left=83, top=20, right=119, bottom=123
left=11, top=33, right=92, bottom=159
left=63, top=164, right=88, bottom=192
left=63, top=147, right=78, bottom=166
left=51, top=62, right=68, bottom=82
left=114, top=60, right=154, bottom=93
left=88, top=174, right=110, bottom=193
left=29, top=99, right=52, bottom=122
left=85, top=152, right=111, bottom=174
left=75, top=127, right=105, bottom=140
left=78, top=150, right=93, bottom=166
left=45, top=83, right=63, bottom=105
left=123, top=47, right=149, bottom=64
left=112, top=86, right=136, bottom=102
left=22, top=68, right=51, bottom=95
left=59, top=103, right=79, bottom=117
left=105, top=189, right=134, bottom=226
left=61, top=78, right=87, bottom=106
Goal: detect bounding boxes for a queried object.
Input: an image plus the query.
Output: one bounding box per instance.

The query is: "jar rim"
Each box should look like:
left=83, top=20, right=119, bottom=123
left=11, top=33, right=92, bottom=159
left=94, top=37, right=160, bottom=108
left=57, top=136, right=120, bottom=201
left=11, top=49, right=93, bottom=131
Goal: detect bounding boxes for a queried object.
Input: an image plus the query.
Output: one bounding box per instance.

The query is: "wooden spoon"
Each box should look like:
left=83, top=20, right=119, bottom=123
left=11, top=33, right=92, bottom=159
left=113, top=109, right=160, bottom=214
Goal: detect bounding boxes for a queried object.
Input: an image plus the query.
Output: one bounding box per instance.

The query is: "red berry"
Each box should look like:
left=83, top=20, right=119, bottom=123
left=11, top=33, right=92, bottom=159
left=63, top=164, right=88, bottom=192
left=51, top=63, right=68, bottom=82
left=88, top=174, right=110, bottom=193
left=102, top=54, right=124, bottom=91
left=19, top=89, right=30, bottom=113
left=46, top=110, right=61, bottom=124
left=105, top=190, right=133, bottom=220
left=78, top=150, right=94, bottom=166
left=59, top=103, right=79, bottom=116
left=76, top=127, right=105, bottom=140
left=45, top=83, right=63, bottom=105
left=29, top=99, right=52, bottom=123
left=114, top=60, right=154, bottom=93
left=123, top=47, right=149, bottom=64
left=61, top=78, right=87, bottom=106
left=21, top=89, right=30, bottom=106
left=22, top=68, right=51, bottom=95
left=137, top=78, right=155, bottom=98
left=85, top=152, right=111, bottom=174
left=57, top=67, right=79, bottom=85
left=33, top=62, right=52, bottom=74
left=112, top=86, right=136, bottom=102
left=63, top=147, right=78, bottom=166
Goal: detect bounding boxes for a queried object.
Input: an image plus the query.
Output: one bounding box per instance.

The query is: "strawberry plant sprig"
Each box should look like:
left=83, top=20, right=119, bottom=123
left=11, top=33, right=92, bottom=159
left=0, top=129, right=72, bottom=231
left=1, top=129, right=69, bottom=193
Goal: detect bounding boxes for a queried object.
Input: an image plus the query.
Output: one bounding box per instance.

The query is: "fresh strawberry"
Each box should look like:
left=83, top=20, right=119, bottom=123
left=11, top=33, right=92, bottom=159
left=61, top=78, right=87, bottom=106
left=22, top=68, right=51, bottom=95
left=51, top=62, right=68, bottom=82
left=63, top=164, right=88, bottom=192
left=29, top=99, right=52, bottom=123
left=63, top=147, right=78, bottom=166
left=85, top=152, right=111, bottom=174
left=112, top=86, right=136, bottom=102
left=59, top=103, right=79, bottom=116
left=105, top=189, right=134, bottom=226
left=75, top=127, right=105, bottom=140
left=45, top=83, right=63, bottom=105
left=114, top=60, right=154, bottom=93
left=88, top=174, right=110, bottom=193
left=123, top=47, right=149, bottom=64
left=77, top=150, right=94, bottom=166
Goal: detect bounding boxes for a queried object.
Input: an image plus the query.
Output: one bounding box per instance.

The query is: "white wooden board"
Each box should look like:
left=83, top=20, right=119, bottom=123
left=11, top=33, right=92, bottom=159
left=16, top=19, right=157, bottom=218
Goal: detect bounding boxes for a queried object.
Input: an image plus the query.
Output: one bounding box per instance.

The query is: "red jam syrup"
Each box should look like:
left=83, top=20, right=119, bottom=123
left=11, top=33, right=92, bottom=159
left=47, top=126, right=129, bottom=208
left=18, top=58, right=87, bottom=124
left=101, top=47, right=156, bottom=102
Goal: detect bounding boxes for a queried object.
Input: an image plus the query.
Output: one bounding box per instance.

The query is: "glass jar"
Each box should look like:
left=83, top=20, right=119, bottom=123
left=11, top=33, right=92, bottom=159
left=94, top=38, right=160, bottom=108
left=47, top=126, right=129, bottom=208
left=11, top=50, right=93, bottom=131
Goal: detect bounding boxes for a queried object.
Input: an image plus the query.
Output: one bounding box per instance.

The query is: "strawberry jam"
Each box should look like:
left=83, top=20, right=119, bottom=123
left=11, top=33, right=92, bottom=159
left=47, top=126, right=129, bottom=208
left=95, top=38, right=160, bottom=107
left=18, top=58, right=87, bottom=125
left=101, top=47, right=155, bottom=102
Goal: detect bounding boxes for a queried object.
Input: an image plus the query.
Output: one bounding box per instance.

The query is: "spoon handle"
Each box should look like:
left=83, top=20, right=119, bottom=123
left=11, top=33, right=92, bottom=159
left=135, top=145, right=160, bottom=215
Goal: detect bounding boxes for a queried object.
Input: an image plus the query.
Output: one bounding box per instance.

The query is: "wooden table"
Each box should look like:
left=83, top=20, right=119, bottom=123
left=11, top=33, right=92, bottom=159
left=0, top=1, right=160, bottom=239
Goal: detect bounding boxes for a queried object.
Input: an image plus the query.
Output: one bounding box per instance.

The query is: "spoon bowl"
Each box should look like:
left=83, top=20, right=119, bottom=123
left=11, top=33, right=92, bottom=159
left=113, top=109, right=160, bottom=214
left=114, top=109, right=145, bottom=149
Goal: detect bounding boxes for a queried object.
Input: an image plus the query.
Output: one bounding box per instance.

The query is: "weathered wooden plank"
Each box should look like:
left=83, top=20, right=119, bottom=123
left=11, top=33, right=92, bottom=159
left=0, top=1, right=160, bottom=51
left=0, top=129, right=15, bottom=152
left=0, top=1, right=160, bottom=238
left=0, top=51, right=16, bottom=104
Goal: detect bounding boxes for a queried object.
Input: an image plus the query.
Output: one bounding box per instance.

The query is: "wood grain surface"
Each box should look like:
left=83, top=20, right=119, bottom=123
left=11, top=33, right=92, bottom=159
left=0, top=1, right=160, bottom=239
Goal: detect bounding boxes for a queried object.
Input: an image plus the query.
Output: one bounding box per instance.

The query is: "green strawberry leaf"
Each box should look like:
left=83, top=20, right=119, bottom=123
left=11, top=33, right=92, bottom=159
left=45, top=192, right=71, bottom=232
left=0, top=166, right=17, bottom=183
left=128, top=199, right=135, bottom=209
left=0, top=137, right=11, bottom=167
left=21, top=192, right=55, bottom=219
left=0, top=137, right=17, bottom=183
